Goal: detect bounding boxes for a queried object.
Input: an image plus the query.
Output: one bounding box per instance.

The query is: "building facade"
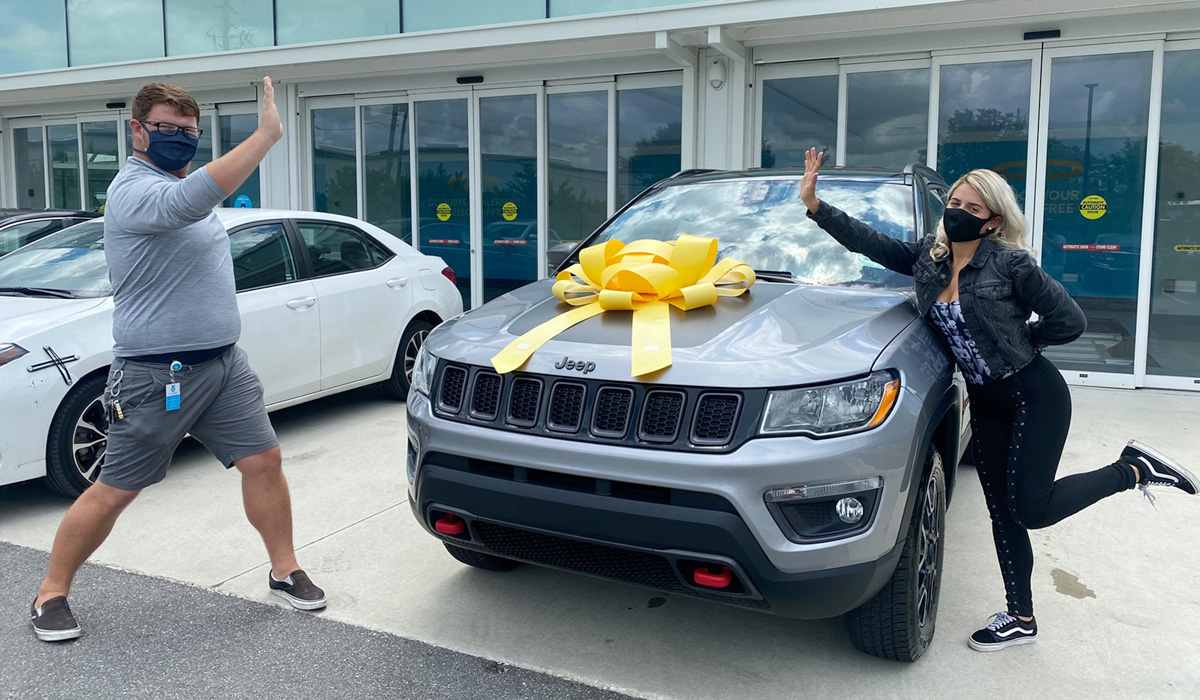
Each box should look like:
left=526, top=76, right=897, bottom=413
left=2, top=0, right=1199, bottom=390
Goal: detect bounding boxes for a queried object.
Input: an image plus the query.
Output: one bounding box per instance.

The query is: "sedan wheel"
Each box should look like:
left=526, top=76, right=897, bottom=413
left=45, top=374, right=109, bottom=498
left=383, top=319, right=435, bottom=400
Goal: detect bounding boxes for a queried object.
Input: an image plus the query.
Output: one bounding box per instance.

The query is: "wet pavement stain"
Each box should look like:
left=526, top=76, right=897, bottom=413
left=1051, top=568, right=1097, bottom=599
left=647, top=597, right=667, bottom=608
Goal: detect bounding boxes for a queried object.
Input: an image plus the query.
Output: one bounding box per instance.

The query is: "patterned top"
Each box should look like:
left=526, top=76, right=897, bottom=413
left=927, top=301, right=1014, bottom=385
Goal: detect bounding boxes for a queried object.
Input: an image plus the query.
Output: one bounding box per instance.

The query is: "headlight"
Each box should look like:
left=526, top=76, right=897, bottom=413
left=410, top=344, right=436, bottom=397
left=0, top=343, right=29, bottom=368
left=760, top=370, right=900, bottom=437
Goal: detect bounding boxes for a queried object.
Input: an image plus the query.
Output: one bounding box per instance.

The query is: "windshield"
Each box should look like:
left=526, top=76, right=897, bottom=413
left=587, top=177, right=916, bottom=288
left=0, top=220, right=111, bottom=297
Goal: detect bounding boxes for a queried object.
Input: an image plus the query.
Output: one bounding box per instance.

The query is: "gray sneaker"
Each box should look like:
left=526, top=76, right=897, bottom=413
left=30, top=596, right=81, bottom=642
left=268, top=570, right=327, bottom=610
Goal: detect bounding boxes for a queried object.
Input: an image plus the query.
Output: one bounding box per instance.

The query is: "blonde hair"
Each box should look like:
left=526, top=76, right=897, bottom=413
left=931, top=169, right=1033, bottom=261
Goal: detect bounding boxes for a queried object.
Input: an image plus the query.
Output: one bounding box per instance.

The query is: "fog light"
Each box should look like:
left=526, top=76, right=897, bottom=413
left=836, top=497, right=864, bottom=524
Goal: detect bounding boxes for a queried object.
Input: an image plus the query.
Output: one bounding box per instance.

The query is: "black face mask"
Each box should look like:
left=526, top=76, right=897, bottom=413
left=942, top=207, right=993, bottom=243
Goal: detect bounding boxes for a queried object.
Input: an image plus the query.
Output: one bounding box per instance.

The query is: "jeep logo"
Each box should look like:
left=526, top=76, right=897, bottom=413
left=555, top=356, right=596, bottom=374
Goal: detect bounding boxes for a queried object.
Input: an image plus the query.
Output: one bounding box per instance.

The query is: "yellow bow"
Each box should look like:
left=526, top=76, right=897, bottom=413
left=491, top=234, right=755, bottom=377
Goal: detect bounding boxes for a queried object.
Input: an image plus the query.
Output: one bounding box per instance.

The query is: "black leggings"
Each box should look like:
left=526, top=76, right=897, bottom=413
left=968, top=354, right=1136, bottom=618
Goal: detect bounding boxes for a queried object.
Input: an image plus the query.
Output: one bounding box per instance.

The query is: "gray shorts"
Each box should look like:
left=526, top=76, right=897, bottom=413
left=99, top=345, right=278, bottom=491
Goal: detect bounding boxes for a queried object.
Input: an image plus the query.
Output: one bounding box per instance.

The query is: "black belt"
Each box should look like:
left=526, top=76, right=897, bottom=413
left=122, top=344, right=235, bottom=366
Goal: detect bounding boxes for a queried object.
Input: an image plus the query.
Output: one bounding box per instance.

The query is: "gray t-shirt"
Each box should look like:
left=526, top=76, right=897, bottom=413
left=104, top=157, right=237, bottom=357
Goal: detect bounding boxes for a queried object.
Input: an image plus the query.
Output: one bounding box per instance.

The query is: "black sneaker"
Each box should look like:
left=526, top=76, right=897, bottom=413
left=268, top=570, right=327, bottom=610
left=1123, top=440, right=1199, bottom=496
left=968, top=612, right=1037, bottom=652
left=30, top=596, right=81, bottom=642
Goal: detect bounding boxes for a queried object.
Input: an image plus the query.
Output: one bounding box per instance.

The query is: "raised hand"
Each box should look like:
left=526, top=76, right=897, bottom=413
left=801, top=147, right=823, bottom=214
left=260, top=76, right=283, bottom=143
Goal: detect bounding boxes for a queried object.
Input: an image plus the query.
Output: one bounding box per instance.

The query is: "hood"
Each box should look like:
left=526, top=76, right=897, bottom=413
left=427, top=279, right=920, bottom=388
left=0, top=296, right=111, bottom=343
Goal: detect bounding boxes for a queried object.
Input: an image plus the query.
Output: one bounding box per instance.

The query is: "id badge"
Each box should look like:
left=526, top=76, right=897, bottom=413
left=165, top=382, right=181, bottom=411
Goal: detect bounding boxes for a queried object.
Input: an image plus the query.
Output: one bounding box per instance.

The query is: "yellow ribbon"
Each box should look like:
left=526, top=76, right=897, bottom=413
left=491, top=234, right=755, bottom=377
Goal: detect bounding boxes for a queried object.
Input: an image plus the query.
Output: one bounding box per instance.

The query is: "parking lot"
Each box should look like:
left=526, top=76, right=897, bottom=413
left=1, top=383, right=1198, bottom=699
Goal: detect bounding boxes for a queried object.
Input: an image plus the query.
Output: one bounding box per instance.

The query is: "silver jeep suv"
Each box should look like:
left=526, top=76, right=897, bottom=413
left=405, top=166, right=970, bottom=661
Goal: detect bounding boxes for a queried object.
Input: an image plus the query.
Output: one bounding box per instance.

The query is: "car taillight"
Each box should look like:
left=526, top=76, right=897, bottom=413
left=441, top=267, right=456, bottom=285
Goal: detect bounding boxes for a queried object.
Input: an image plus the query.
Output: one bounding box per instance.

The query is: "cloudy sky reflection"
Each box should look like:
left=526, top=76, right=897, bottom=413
left=596, top=179, right=914, bottom=288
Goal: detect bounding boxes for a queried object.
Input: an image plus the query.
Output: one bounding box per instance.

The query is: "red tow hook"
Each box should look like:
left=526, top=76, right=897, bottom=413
left=434, top=514, right=466, bottom=536
left=693, top=565, right=734, bottom=589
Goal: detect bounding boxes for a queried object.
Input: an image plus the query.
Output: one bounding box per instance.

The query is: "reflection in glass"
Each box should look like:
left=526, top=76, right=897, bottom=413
left=14, top=128, right=46, bottom=208
left=406, top=0, right=543, bottom=31
left=551, top=0, right=707, bottom=16
left=846, top=69, right=930, bottom=168
left=229, top=223, right=296, bottom=291
left=166, top=0, right=274, bottom=56
left=617, top=87, right=682, bottom=207
left=416, top=100, right=471, bottom=309
left=48, top=124, right=81, bottom=210
left=1149, top=50, right=1200, bottom=379
left=0, top=2, right=67, bottom=74
left=189, top=116, right=215, bottom=173
left=761, top=75, right=838, bottom=168
left=0, top=220, right=111, bottom=297
left=362, top=104, right=412, bottom=243
left=67, top=0, right=165, bottom=66
left=938, top=61, right=1032, bottom=205
left=312, top=107, right=357, bottom=217
left=548, top=92, right=608, bottom=274
left=220, top=114, right=260, bottom=207
left=1040, top=52, right=1152, bottom=376
left=480, top=95, right=538, bottom=303
left=591, top=178, right=915, bottom=288
left=83, top=121, right=120, bottom=211
left=276, top=0, right=398, bottom=45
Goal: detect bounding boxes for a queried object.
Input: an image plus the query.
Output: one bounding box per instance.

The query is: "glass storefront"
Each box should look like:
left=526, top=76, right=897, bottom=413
left=311, top=107, right=357, bottom=217
left=67, top=0, right=165, bottom=67
left=617, top=86, right=683, bottom=206
left=13, top=128, right=46, bottom=209
left=406, top=0, right=543, bottom=32
left=0, top=3, right=67, bottom=74
left=219, top=113, right=260, bottom=207
left=548, top=92, right=608, bottom=272
left=165, top=0, right=274, bottom=56
left=1150, top=50, right=1200, bottom=380
left=845, top=68, right=930, bottom=168
left=415, top=99, right=472, bottom=310
left=760, top=75, right=837, bottom=168
left=937, top=60, right=1033, bottom=204
left=275, top=0, right=398, bottom=45
left=82, top=121, right=119, bottom=211
left=48, top=124, right=81, bottom=210
left=480, top=94, right=539, bottom=303
left=361, top=103, right=412, bottom=244
left=1038, top=51, right=1153, bottom=377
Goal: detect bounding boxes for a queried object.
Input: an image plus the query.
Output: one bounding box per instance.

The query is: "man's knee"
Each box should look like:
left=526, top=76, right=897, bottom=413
left=83, top=481, right=142, bottom=511
left=234, top=446, right=283, bottom=475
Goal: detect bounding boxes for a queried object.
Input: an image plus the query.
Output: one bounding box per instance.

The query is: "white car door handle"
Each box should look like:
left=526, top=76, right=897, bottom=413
left=386, top=277, right=408, bottom=288
left=286, top=296, right=316, bottom=310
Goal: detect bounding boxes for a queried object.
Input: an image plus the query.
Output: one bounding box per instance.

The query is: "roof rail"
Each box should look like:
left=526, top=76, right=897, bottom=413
left=667, top=168, right=721, bottom=180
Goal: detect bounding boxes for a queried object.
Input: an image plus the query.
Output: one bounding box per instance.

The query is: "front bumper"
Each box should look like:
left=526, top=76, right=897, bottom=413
left=406, top=386, right=927, bottom=619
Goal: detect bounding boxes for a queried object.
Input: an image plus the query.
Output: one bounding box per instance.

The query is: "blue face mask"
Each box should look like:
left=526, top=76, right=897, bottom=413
left=136, top=128, right=198, bottom=172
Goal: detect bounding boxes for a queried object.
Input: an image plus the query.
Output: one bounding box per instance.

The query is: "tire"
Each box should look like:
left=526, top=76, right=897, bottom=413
left=443, top=543, right=521, bottom=571
left=44, top=373, right=109, bottom=498
left=383, top=320, right=434, bottom=400
left=845, top=447, right=947, bottom=662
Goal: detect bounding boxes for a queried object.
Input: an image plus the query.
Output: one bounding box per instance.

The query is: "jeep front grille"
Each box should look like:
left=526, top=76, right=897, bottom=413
left=433, top=363, right=756, bottom=450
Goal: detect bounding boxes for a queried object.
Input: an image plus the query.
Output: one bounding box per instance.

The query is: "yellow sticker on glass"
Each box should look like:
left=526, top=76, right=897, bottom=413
left=436, top=203, right=451, bottom=221
left=1079, top=195, right=1107, bottom=220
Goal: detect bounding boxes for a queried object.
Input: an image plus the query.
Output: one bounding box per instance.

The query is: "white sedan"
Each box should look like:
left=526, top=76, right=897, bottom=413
left=0, top=209, right=462, bottom=497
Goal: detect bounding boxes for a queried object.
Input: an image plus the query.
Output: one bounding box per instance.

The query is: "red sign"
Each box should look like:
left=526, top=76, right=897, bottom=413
left=1062, top=244, right=1121, bottom=251
left=493, top=239, right=528, bottom=245
left=428, top=239, right=461, bottom=245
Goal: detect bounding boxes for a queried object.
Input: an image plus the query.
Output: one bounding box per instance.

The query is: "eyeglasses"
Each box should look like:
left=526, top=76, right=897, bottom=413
left=138, top=120, right=203, bottom=140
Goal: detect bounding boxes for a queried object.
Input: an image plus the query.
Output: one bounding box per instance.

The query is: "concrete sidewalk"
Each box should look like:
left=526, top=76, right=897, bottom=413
left=1, top=384, right=1197, bottom=699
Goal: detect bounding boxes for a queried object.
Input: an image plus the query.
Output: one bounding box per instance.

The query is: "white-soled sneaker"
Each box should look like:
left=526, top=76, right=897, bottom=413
left=1122, top=440, right=1199, bottom=505
left=968, top=611, right=1037, bottom=652
left=268, top=570, right=327, bottom=611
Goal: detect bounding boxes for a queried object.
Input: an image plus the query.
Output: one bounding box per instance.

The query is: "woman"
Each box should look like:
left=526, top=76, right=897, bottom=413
left=800, top=148, right=1197, bottom=652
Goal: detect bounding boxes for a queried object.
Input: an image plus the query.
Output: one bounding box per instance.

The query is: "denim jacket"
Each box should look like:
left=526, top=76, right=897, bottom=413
left=808, top=201, right=1087, bottom=375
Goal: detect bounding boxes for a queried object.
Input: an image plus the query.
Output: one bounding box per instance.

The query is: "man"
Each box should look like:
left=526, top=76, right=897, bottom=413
left=30, top=78, right=325, bottom=642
